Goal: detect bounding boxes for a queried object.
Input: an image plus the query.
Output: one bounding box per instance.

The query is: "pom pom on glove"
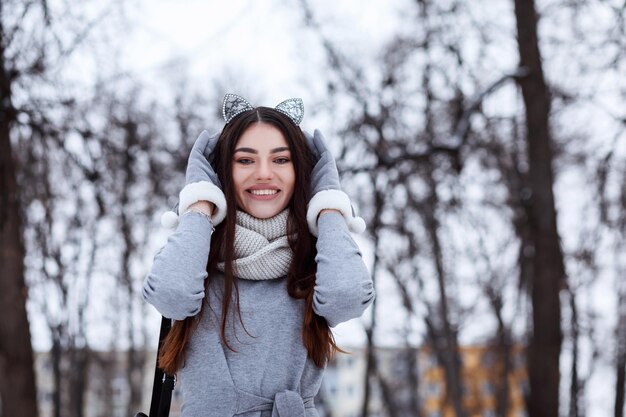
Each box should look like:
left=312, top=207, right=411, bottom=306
left=160, top=208, right=180, bottom=228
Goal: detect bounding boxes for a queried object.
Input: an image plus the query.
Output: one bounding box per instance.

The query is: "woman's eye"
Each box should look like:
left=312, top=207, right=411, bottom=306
left=275, top=158, right=291, bottom=164
left=237, top=158, right=253, bottom=165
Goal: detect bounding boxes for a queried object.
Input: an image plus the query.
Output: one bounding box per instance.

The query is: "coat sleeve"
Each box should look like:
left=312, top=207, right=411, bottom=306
left=312, top=211, right=375, bottom=327
left=142, top=211, right=213, bottom=320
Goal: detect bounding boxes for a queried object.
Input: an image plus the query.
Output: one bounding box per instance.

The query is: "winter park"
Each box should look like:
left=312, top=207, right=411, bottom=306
left=0, top=0, right=625, bottom=416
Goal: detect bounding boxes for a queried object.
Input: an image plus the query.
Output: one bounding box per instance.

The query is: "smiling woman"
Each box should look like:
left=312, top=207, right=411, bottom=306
left=232, top=123, right=296, bottom=219
left=142, top=94, right=373, bottom=417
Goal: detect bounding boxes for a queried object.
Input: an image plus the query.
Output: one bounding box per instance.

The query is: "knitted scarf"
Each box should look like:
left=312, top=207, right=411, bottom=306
left=216, top=208, right=294, bottom=280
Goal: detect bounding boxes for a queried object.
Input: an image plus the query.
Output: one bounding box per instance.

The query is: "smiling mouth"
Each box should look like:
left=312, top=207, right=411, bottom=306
left=248, top=189, right=279, bottom=196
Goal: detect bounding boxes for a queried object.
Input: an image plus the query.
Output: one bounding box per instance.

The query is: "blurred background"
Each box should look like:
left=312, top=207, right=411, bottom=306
left=1, top=0, right=624, bottom=416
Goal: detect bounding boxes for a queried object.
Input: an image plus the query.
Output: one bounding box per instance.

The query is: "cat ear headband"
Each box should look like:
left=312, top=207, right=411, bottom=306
left=222, top=93, right=304, bottom=125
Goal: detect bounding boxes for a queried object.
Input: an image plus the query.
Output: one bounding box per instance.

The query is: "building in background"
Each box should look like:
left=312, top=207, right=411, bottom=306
left=321, top=345, right=528, bottom=417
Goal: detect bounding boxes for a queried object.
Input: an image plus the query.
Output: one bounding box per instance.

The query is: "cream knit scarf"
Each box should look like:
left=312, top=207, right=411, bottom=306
left=216, top=208, right=294, bottom=280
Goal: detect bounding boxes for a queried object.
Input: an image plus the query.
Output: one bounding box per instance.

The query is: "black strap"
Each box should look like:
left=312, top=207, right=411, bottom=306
left=158, top=374, right=176, bottom=417
left=148, top=316, right=175, bottom=417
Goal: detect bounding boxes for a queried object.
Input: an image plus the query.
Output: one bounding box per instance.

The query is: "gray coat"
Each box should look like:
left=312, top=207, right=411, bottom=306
left=143, top=211, right=375, bottom=417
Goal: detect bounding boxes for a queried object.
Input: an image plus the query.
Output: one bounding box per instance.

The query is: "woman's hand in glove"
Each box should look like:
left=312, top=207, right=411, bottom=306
left=161, top=130, right=227, bottom=228
left=305, top=129, right=366, bottom=236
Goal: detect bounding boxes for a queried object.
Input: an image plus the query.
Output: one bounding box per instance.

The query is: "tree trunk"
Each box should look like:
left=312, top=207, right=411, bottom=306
left=51, top=328, right=62, bottom=417
left=422, top=52, right=466, bottom=416
left=423, top=171, right=466, bottom=417
left=360, top=178, right=383, bottom=417
left=486, top=288, right=511, bottom=417
left=569, top=290, right=582, bottom=417
left=69, top=346, right=88, bottom=417
left=408, top=346, right=423, bottom=417
left=513, top=1, right=565, bottom=417
left=615, top=290, right=626, bottom=417
left=0, top=7, right=40, bottom=415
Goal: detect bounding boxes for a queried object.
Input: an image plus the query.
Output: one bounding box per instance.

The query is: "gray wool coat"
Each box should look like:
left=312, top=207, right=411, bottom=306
left=143, top=210, right=375, bottom=417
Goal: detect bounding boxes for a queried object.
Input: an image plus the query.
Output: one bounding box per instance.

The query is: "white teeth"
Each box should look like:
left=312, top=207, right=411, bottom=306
left=250, top=189, right=278, bottom=195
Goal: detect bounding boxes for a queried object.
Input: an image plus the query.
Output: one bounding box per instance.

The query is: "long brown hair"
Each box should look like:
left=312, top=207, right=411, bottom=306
left=159, top=107, right=342, bottom=374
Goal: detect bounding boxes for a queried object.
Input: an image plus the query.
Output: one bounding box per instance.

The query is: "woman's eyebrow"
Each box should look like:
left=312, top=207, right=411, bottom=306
left=234, top=147, right=257, bottom=154
left=270, top=147, right=290, bottom=153
left=234, top=147, right=290, bottom=154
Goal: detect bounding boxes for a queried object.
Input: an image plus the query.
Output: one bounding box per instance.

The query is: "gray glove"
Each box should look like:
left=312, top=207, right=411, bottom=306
left=307, top=129, right=342, bottom=194
left=305, top=129, right=366, bottom=236
left=160, top=130, right=227, bottom=228
left=185, top=130, right=221, bottom=188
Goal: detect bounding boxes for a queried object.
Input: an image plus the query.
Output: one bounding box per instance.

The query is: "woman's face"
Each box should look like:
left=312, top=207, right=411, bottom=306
left=232, top=122, right=296, bottom=219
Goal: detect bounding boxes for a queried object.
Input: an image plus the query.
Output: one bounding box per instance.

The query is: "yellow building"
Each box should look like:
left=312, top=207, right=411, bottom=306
left=323, top=344, right=528, bottom=417
left=418, top=344, right=528, bottom=417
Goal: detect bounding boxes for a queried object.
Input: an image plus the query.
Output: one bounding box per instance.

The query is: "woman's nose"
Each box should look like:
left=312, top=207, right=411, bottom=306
left=255, top=160, right=274, bottom=180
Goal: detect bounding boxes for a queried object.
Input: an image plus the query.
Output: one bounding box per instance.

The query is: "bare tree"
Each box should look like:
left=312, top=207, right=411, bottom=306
left=0, top=61, right=39, bottom=417
left=513, top=1, right=566, bottom=416
left=0, top=1, right=41, bottom=415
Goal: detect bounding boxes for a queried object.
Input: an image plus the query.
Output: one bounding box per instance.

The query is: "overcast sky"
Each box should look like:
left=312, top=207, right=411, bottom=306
left=116, top=0, right=407, bottom=108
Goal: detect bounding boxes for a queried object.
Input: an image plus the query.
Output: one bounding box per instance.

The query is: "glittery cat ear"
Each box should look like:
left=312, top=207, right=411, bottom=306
left=274, top=98, right=304, bottom=126
left=222, top=94, right=254, bottom=124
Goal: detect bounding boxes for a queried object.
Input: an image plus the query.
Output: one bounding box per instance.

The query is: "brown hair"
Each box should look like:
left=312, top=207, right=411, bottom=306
left=159, top=107, right=342, bottom=374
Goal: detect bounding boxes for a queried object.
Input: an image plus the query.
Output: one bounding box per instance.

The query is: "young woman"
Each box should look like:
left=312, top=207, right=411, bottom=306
left=143, top=94, right=374, bottom=417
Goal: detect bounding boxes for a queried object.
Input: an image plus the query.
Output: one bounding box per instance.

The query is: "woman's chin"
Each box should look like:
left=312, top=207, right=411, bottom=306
left=241, top=203, right=287, bottom=219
